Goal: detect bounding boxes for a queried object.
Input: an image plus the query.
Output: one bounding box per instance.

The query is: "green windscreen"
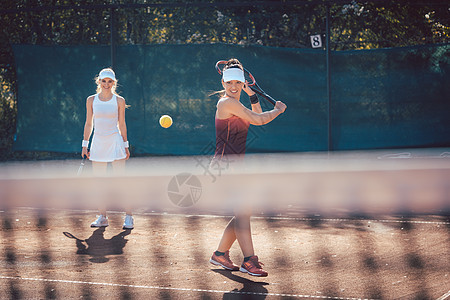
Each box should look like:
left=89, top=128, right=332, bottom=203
left=331, top=45, right=450, bottom=150
left=12, top=43, right=450, bottom=155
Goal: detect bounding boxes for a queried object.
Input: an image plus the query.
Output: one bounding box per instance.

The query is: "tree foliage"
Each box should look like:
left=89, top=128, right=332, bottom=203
left=1, top=1, right=448, bottom=48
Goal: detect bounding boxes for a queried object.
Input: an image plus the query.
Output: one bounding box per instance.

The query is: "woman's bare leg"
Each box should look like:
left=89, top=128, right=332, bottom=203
left=216, top=217, right=237, bottom=252
left=111, top=159, right=131, bottom=215
left=234, top=214, right=255, bottom=258
left=92, top=161, right=108, bottom=215
left=216, top=214, right=254, bottom=258
left=111, top=159, right=125, bottom=174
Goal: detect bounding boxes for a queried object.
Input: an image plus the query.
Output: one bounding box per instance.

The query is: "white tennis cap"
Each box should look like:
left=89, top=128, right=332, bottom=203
left=222, top=68, right=245, bottom=83
left=99, top=69, right=116, bottom=81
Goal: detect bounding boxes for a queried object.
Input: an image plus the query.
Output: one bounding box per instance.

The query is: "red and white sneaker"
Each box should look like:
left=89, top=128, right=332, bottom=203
left=209, top=251, right=239, bottom=271
left=240, top=255, right=268, bottom=277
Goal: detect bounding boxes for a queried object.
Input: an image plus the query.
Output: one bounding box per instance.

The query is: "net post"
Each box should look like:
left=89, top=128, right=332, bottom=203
left=326, top=2, right=332, bottom=152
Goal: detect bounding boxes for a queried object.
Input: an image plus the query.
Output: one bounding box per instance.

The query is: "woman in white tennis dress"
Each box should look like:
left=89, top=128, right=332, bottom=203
left=81, top=68, right=133, bottom=229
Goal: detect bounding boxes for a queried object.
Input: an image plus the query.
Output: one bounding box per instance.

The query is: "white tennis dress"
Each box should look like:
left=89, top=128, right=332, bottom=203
left=89, top=94, right=127, bottom=162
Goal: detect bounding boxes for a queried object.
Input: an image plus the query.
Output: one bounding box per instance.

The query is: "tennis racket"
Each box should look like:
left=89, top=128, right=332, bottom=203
left=215, top=60, right=277, bottom=105
left=63, top=231, right=85, bottom=242
left=77, top=155, right=87, bottom=176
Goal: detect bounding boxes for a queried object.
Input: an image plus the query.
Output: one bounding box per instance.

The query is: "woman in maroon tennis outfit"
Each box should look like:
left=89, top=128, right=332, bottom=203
left=209, top=58, right=287, bottom=277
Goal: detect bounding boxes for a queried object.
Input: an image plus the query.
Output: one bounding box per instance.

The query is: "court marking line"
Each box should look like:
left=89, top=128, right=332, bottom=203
left=2, top=208, right=446, bottom=299
left=0, top=275, right=374, bottom=300
left=256, top=216, right=450, bottom=225
left=8, top=207, right=450, bottom=225
left=436, top=290, right=450, bottom=300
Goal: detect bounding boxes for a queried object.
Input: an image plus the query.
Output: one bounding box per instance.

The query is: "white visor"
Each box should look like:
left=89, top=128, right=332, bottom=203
left=99, top=69, right=116, bottom=81
left=222, top=68, right=245, bottom=83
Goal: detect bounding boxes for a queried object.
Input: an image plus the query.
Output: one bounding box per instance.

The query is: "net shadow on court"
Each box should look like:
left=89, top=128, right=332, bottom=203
left=1, top=209, right=449, bottom=299
left=1, top=150, right=449, bottom=299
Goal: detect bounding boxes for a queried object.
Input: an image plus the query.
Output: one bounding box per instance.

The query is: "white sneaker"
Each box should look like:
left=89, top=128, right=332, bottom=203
left=90, top=215, right=109, bottom=227
left=123, top=215, right=134, bottom=229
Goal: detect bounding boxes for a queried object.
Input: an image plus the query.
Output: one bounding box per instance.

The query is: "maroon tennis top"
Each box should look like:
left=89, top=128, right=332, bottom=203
left=213, top=115, right=250, bottom=160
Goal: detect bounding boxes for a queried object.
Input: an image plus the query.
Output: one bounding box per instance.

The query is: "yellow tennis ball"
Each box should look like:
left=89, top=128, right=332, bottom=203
left=159, top=115, right=173, bottom=128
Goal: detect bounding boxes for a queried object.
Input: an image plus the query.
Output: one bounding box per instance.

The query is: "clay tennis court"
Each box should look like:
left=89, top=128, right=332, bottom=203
left=1, top=150, right=449, bottom=299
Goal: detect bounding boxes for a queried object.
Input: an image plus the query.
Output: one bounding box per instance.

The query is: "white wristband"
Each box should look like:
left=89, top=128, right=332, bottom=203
left=82, top=140, right=89, bottom=148
left=123, top=141, right=129, bottom=148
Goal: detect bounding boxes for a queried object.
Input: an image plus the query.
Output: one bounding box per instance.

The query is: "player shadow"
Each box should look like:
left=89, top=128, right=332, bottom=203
left=211, top=269, right=269, bottom=299
left=63, top=228, right=131, bottom=263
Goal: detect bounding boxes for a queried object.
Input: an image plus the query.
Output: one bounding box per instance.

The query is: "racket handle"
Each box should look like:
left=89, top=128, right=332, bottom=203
left=250, top=87, right=276, bottom=106
left=77, top=155, right=87, bottom=176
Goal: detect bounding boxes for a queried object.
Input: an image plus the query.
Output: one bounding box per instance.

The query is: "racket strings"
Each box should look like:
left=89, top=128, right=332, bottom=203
left=215, top=61, right=227, bottom=75
left=244, top=71, right=256, bottom=86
